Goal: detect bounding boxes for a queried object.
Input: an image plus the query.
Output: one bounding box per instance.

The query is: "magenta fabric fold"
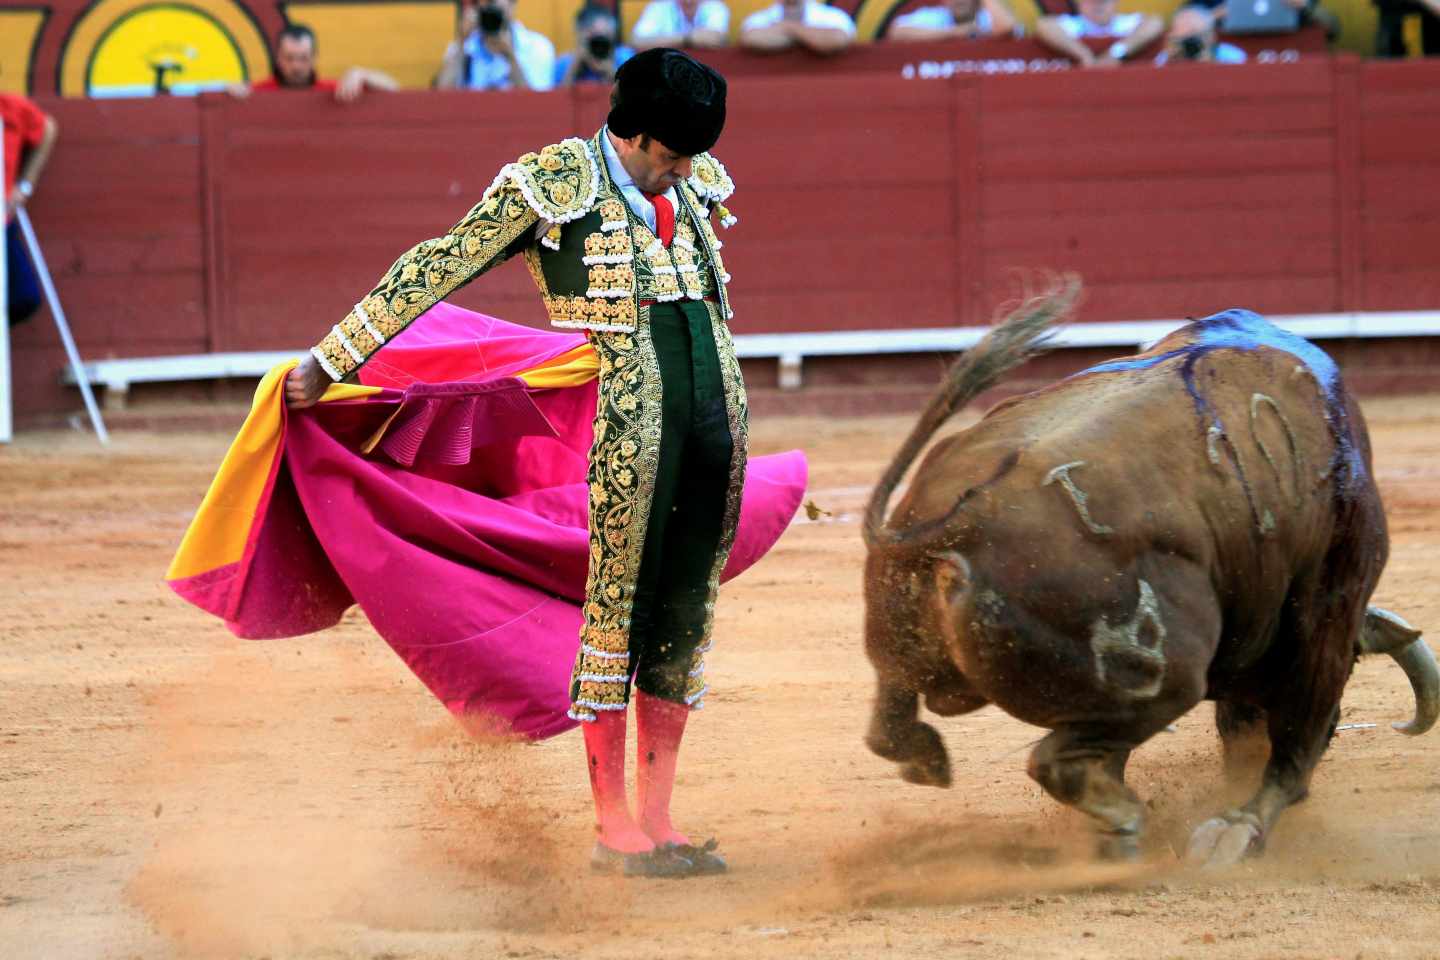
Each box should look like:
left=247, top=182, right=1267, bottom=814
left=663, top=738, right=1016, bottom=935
left=170, top=306, right=807, bottom=740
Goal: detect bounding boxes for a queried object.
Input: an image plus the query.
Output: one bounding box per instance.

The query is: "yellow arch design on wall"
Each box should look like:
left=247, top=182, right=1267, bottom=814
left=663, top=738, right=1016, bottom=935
left=0, top=8, right=49, bottom=95
left=60, top=0, right=270, bottom=96
left=853, top=0, right=906, bottom=40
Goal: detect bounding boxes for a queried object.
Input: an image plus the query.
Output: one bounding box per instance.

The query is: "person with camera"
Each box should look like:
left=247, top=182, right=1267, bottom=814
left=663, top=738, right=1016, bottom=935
left=1153, top=5, right=1246, bottom=63
left=436, top=0, right=556, bottom=91
left=555, top=5, right=635, bottom=87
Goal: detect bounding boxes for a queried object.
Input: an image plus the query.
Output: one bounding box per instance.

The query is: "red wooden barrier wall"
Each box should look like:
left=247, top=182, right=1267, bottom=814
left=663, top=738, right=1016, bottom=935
left=9, top=54, right=1440, bottom=420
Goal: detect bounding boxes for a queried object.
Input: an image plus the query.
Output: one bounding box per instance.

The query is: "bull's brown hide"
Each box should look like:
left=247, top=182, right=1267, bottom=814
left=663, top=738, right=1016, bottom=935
left=863, top=292, right=1435, bottom=866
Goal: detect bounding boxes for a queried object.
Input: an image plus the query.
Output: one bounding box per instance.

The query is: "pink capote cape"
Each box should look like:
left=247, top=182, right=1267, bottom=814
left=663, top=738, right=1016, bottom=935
left=166, top=305, right=808, bottom=739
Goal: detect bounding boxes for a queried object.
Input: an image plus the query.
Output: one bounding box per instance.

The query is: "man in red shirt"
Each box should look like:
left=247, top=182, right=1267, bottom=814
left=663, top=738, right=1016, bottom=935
left=232, top=24, right=398, bottom=102
left=2, top=92, right=57, bottom=325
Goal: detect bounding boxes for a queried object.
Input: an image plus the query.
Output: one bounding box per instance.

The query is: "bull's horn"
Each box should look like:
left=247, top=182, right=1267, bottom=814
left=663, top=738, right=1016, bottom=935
left=1387, top=638, right=1439, bottom=736
left=1359, top=606, right=1422, bottom=656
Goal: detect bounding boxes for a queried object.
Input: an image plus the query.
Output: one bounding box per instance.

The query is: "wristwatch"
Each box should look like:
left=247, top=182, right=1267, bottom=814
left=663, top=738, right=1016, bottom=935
left=1107, top=40, right=1128, bottom=60
left=15, top=180, right=34, bottom=200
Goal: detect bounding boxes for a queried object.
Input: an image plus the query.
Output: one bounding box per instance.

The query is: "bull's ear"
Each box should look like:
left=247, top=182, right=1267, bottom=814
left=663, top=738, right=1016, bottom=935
left=1361, top=606, right=1423, bottom=656
left=930, top=551, right=970, bottom=596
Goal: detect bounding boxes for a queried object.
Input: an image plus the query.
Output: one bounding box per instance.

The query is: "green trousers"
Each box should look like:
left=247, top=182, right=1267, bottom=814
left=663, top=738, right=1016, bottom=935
left=627, top=300, right=735, bottom=702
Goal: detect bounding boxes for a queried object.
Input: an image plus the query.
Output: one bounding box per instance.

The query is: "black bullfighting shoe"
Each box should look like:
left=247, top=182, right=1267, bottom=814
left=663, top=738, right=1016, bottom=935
left=664, top=838, right=727, bottom=876
left=590, top=842, right=694, bottom=878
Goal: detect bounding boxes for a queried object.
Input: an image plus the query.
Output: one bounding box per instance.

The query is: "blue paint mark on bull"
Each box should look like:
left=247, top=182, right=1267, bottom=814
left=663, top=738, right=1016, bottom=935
left=1083, top=310, right=1339, bottom=396
left=1074, top=309, right=1364, bottom=505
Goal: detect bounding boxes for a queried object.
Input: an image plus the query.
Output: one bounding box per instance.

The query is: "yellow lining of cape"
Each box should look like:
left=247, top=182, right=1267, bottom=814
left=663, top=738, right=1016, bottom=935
left=167, top=361, right=381, bottom=581
left=166, top=345, right=600, bottom=582
left=517, top=344, right=599, bottom=388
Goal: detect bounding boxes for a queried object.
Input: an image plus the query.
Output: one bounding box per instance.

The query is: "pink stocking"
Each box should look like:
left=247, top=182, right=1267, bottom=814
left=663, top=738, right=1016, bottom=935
left=635, top=689, right=691, bottom=847
left=583, top=710, right=653, bottom=853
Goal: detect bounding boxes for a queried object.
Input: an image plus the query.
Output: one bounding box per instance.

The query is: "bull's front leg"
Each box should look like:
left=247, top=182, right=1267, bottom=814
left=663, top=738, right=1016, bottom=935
left=865, top=682, right=952, bottom=788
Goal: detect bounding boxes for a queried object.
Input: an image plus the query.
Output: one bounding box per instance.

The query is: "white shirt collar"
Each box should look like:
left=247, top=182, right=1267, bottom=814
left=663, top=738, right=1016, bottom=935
left=600, top=127, right=677, bottom=230
left=600, top=127, right=635, bottom=190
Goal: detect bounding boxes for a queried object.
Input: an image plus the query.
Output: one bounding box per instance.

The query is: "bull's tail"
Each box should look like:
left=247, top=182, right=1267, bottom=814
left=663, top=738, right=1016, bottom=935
left=1360, top=606, right=1438, bottom=736
left=862, top=277, right=1081, bottom=548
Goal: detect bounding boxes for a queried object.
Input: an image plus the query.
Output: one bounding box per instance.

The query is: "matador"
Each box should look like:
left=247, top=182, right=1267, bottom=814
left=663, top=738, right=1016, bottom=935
left=286, top=48, right=743, bottom=878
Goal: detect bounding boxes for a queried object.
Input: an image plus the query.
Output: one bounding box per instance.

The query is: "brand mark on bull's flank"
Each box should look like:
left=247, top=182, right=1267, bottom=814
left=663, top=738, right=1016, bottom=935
left=1042, top=460, right=1115, bottom=536
left=1250, top=392, right=1306, bottom=507
left=1090, top=580, right=1167, bottom=699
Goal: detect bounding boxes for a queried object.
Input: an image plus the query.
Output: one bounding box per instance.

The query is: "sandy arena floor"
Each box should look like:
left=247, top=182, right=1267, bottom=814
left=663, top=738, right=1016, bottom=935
left=1, top=396, right=1438, bottom=960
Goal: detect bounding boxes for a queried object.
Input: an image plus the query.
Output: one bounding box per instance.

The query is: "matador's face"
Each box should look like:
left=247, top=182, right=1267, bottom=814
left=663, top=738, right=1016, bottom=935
left=618, top=135, right=694, bottom=195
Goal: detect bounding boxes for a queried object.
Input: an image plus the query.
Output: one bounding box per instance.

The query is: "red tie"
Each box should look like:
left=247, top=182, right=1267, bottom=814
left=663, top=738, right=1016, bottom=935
left=641, top=191, right=675, bottom=247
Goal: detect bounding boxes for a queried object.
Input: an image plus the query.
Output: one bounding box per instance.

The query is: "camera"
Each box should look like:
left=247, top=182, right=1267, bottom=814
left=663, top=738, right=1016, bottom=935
left=1178, top=34, right=1206, bottom=59
left=586, top=35, right=614, bottom=59
left=478, top=5, right=506, bottom=34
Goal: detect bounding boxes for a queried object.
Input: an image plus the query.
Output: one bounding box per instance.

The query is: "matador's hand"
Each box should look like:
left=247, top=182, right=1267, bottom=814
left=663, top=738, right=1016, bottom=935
left=285, top=355, right=331, bottom=408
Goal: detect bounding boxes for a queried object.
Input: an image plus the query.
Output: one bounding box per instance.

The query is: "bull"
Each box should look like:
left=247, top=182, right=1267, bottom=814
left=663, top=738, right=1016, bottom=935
left=862, top=286, right=1437, bottom=866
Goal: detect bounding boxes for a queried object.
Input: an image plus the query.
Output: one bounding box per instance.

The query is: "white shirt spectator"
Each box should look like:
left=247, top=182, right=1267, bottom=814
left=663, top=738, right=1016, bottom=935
left=742, top=1, right=858, bottom=35
left=1054, top=11, right=1143, bottom=36
left=633, top=0, right=732, bottom=41
left=892, top=4, right=996, bottom=34
left=461, top=22, right=556, bottom=91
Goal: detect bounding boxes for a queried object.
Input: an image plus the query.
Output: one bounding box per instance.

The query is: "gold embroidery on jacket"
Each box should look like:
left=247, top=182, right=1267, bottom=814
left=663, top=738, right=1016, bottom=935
left=567, top=188, right=745, bottom=718
left=569, top=317, right=665, bottom=720
left=583, top=229, right=632, bottom=263
left=544, top=295, right=638, bottom=331
left=687, top=152, right=735, bottom=204
left=501, top=138, right=602, bottom=224
left=586, top=262, right=637, bottom=298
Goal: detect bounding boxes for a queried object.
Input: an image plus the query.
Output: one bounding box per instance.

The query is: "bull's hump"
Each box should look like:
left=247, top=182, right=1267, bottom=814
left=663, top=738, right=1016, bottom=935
left=1076, top=309, right=1340, bottom=400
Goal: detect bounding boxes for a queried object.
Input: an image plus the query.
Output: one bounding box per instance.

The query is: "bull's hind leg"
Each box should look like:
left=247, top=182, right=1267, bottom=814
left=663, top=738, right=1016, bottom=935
left=867, top=685, right=953, bottom=787
left=1028, top=727, right=1147, bottom=861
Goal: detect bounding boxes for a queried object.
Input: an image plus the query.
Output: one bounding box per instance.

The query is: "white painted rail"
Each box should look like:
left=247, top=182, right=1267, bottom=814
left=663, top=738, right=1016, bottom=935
left=59, top=311, right=1440, bottom=403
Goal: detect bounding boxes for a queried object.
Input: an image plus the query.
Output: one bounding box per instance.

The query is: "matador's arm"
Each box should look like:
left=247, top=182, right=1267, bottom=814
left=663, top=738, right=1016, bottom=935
left=308, top=182, right=540, bottom=382
left=289, top=137, right=602, bottom=406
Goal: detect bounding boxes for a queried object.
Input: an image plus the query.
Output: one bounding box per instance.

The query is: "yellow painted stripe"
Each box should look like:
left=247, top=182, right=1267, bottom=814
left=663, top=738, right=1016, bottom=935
left=166, top=362, right=380, bottom=580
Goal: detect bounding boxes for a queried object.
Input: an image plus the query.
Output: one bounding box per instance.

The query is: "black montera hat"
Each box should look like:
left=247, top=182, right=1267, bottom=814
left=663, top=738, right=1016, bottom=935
left=607, top=48, right=727, bottom=157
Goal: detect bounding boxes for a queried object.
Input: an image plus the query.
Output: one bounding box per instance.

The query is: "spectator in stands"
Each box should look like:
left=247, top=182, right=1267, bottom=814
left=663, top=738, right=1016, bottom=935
left=436, top=0, right=556, bottom=91
left=1373, top=0, right=1439, bottom=54
left=1154, top=5, right=1246, bottom=62
left=632, top=0, right=732, bottom=49
left=232, top=25, right=398, bottom=102
left=1, top=90, right=56, bottom=326
left=1187, top=0, right=1338, bottom=42
left=888, top=0, right=1020, bottom=40
left=556, top=5, right=634, bottom=87
left=1035, top=0, right=1164, bottom=66
left=740, top=0, right=857, bottom=54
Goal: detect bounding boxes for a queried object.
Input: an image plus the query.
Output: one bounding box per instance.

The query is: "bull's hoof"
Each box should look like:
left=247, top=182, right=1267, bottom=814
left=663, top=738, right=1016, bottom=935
left=900, top=753, right=952, bottom=788
left=1185, top=812, right=1262, bottom=868
left=1096, top=829, right=1142, bottom=862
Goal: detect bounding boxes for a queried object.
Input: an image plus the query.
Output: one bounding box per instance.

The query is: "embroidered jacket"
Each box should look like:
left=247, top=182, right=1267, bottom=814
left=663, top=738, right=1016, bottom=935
left=311, top=130, right=736, bottom=381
